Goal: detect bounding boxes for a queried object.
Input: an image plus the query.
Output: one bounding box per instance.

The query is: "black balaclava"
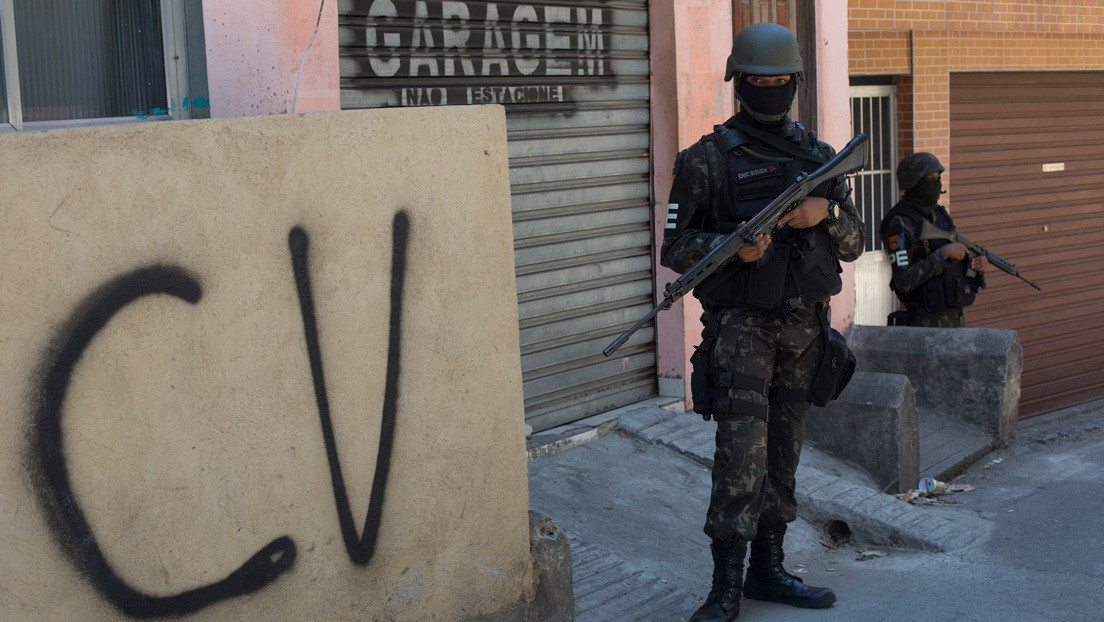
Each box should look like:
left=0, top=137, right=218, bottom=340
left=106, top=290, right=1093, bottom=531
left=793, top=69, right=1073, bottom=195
left=736, top=79, right=796, bottom=125
left=905, top=177, right=942, bottom=216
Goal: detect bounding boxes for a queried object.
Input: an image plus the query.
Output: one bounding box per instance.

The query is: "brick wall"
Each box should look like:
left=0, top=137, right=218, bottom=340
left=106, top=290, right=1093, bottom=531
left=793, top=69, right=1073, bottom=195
left=848, top=0, right=1104, bottom=200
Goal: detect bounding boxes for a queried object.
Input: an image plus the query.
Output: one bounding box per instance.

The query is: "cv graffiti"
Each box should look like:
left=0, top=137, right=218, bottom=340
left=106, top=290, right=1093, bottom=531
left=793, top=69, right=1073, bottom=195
left=27, top=213, right=410, bottom=618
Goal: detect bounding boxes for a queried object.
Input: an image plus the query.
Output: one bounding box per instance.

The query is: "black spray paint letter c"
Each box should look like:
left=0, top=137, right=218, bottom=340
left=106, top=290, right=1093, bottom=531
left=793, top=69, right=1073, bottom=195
left=29, top=265, right=296, bottom=619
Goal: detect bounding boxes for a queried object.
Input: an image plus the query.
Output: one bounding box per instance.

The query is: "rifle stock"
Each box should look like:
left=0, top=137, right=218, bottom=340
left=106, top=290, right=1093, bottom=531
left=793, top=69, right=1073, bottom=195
left=918, top=220, right=1041, bottom=290
left=603, top=132, right=870, bottom=357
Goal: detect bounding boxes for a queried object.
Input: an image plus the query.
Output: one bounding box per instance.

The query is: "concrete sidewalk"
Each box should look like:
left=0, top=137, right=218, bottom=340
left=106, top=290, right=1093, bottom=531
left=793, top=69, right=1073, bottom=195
left=526, top=397, right=1104, bottom=621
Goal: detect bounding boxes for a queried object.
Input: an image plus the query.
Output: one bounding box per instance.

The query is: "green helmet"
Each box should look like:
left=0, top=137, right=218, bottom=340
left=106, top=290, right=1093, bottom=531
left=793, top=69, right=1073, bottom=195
left=724, top=23, right=804, bottom=83
left=897, top=152, right=944, bottom=191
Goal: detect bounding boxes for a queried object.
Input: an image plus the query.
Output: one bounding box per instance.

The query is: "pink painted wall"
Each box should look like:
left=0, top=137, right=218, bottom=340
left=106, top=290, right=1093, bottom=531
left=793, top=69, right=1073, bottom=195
left=203, top=0, right=341, bottom=118
left=817, top=0, right=857, bottom=331
left=652, top=0, right=736, bottom=401
left=651, top=0, right=858, bottom=399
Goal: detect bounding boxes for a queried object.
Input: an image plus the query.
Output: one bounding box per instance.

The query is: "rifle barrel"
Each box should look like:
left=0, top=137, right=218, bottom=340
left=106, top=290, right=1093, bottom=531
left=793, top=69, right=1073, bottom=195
left=603, top=303, right=664, bottom=357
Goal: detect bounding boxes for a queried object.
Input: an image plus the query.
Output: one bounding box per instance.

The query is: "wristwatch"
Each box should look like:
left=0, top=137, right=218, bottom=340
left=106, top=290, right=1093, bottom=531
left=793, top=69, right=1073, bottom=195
left=824, top=200, right=841, bottom=224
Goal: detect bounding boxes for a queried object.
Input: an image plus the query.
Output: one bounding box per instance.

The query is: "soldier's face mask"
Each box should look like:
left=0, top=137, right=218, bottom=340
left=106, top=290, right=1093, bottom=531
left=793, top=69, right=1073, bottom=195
left=737, top=78, right=796, bottom=121
left=907, top=176, right=943, bottom=214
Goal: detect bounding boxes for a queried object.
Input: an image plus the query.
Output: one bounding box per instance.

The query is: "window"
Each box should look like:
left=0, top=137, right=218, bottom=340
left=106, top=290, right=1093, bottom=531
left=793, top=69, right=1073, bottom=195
left=0, top=0, right=206, bottom=131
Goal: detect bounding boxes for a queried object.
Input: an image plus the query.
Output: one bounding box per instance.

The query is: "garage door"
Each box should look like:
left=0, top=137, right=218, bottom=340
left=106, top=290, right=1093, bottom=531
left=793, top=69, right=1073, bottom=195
left=337, top=0, right=655, bottom=430
left=950, top=71, right=1104, bottom=417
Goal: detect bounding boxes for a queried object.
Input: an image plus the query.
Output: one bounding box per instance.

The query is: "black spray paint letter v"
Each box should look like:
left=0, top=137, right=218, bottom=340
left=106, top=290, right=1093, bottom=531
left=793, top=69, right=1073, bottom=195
left=29, top=265, right=296, bottom=619
left=288, top=211, right=408, bottom=565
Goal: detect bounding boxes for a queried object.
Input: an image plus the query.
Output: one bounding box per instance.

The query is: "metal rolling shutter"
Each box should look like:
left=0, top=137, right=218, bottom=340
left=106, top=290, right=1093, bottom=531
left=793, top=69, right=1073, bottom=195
left=950, top=71, right=1104, bottom=417
left=338, top=0, right=655, bottom=430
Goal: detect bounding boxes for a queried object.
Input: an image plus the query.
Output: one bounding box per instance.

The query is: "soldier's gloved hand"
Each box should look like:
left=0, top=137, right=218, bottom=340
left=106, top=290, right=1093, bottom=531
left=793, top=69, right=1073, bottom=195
left=939, top=242, right=967, bottom=262
left=777, top=197, right=831, bottom=229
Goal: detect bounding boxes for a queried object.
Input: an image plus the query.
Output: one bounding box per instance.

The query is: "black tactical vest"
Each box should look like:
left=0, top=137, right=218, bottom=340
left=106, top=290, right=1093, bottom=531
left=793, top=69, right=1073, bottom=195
left=881, top=201, right=977, bottom=312
left=695, top=123, right=843, bottom=311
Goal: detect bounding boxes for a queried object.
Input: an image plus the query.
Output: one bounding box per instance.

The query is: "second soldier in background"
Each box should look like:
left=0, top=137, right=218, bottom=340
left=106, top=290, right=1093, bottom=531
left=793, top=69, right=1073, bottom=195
left=880, top=152, right=986, bottom=327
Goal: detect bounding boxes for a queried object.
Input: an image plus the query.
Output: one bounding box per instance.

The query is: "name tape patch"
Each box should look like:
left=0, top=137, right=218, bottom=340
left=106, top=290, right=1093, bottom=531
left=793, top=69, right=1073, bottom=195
left=736, top=164, right=779, bottom=182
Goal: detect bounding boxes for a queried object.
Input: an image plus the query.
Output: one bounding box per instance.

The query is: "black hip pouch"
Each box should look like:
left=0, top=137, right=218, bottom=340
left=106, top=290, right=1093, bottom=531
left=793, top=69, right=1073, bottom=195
left=807, top=305, right=857, bottom=407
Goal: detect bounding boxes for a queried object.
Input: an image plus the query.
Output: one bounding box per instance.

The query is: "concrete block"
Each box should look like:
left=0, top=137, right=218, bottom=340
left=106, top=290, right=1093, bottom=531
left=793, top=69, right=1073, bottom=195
left=848, top=325, right=1023, bottom=446
left=524, top=512, right=574, bottom=622
left=805, top=371, right=919, bottom=495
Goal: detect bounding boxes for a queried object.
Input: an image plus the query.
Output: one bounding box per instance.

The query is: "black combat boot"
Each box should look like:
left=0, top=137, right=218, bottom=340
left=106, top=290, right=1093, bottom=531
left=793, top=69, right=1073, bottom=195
left=689, top=539, right=746, bottom=622
left=743, top=523, right=836, bottom=608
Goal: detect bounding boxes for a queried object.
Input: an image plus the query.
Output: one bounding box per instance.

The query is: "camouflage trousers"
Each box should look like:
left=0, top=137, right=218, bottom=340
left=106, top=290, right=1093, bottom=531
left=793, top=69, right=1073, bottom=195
left=908, top=306, right=966, bottom=328
left=701, top=303, right=824, bottom=542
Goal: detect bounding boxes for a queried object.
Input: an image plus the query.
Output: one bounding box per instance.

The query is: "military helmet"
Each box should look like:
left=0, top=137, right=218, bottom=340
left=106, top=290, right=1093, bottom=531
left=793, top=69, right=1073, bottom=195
left=897, top=152, right=945, bottom=191
left=724, top=23, right=804, bottom=83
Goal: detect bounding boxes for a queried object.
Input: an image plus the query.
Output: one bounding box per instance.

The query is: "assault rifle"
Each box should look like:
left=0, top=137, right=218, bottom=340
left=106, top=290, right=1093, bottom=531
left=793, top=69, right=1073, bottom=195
left=603, top=132, right=870, bottom=357
left=917, top=220, right=1041, bottom=291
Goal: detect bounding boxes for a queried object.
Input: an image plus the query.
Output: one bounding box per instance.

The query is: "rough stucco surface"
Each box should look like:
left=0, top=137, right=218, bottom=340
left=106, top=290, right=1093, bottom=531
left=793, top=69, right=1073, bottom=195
left=203, top=0, right=340, bottom=117
left=0, top=107, right=532, bottom=620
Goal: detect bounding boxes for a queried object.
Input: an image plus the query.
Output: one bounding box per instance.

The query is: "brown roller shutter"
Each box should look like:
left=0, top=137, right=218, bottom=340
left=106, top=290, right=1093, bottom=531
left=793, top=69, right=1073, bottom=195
left=950, top=71, right=1104, bottom=417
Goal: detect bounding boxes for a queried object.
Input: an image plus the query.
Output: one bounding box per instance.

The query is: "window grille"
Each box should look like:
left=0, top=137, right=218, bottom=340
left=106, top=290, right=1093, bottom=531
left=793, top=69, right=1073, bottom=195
left=849, top=85, right=897, bottom=252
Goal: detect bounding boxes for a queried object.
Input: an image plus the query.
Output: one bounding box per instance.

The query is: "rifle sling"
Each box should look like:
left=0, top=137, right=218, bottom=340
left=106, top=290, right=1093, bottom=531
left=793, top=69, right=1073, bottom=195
left=733, top=121, right=827, bottom=165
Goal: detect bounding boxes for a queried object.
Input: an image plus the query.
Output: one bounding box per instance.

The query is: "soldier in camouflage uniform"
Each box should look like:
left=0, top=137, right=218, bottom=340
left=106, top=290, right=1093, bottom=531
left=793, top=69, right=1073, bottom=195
left=660, top=23, right=865, bottom=622
left=879, top=152, right=986, bottom=328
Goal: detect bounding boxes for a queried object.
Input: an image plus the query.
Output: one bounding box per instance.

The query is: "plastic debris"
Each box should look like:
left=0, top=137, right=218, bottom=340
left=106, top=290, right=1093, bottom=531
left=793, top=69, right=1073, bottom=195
left=896, top=480, right=975, bottom=506
left=917, top=477, right=948, bottom=493
left=855, top=550, right=887, bottom=561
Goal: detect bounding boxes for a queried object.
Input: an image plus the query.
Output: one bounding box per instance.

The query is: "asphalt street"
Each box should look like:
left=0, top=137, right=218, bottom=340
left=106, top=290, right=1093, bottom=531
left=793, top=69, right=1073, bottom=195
left=527, top=400, right=1104, bottom=622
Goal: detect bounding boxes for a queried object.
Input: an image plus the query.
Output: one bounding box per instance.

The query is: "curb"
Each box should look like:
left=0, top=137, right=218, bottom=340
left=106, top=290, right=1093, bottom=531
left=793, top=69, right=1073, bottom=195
left=536, top=400, right=991, bottom=554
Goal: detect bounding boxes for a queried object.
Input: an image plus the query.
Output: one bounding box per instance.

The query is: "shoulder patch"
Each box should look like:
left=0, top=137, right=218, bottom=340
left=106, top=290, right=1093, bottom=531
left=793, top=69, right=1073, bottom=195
left=887, top=235, right=900, bottom=251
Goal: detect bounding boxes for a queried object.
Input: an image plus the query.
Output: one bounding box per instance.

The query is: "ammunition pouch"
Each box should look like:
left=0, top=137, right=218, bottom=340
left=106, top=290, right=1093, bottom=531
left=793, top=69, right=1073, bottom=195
left=690, top=314, right=771, bottom=421
left=919, top=270, right=976, bottom=313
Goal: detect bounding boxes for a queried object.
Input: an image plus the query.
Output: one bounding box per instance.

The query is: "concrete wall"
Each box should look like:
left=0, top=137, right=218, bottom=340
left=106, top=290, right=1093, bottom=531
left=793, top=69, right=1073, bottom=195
left=0, top=107, right=535, bottom=620
left=651, top=0, right=736, bottom=403
left=818, top=0, right=857, bottom=329
left=203, top=0, right=340, bottom=117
